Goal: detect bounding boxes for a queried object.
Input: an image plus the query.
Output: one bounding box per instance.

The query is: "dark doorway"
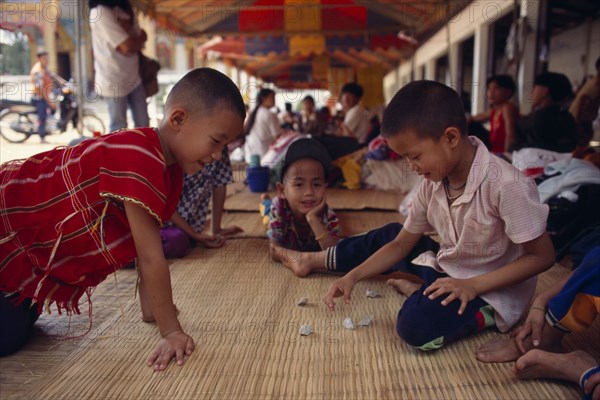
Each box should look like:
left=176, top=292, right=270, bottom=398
left=57, top=52, right=71, bottom=80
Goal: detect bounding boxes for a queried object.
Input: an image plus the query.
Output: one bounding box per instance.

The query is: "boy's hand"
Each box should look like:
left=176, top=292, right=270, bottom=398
left=306, top=195, right=327, bottom=223
left=324, top=275, right=355, bottom=311
left=147, top=330, right=195, bottom=371
left=215, top=225, right=244, bottom=238
left=194, top=232, right=226, bottom=248
left=424, top=277, right=477, bottom=315
left=515, top=306, right=546, bottom=352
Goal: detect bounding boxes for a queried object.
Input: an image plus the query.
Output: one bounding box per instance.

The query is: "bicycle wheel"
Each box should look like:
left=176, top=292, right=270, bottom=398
left=0, top=111, right=34, bottom=143
left=79, top=114, right=106, bottom=136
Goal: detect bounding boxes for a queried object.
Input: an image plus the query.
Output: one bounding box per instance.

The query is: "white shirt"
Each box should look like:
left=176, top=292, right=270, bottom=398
left=90, top=5, right=141, bottom=98
left=344, top=104, right=370, bottom=143
left=244, top=107, right=280, bottom=163
left=404, top=137, right=549, bottom=332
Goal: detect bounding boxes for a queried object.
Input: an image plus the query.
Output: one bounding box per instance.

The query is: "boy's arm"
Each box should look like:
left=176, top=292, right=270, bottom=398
left=470, top=232, right=554, bottom=295
left=514, top=271, right=572, bottom=351
left=212, top=186, right=243, bottom=236
left=124, top=202, right=195, bottom=370
left=468, top=109, right=492, bottom=123
left=425, top=232, right=555, bottom=315
left=211, top=186, right=225, bottom=235
left=306, top=196, right=338, bottom=249
left=324, top=228, right=423, bottom=310
left=170, top=211, right=199, bottom=238
left=116, top=29, right=147, bottom=55
left=502, top=102, right=518, bottom=151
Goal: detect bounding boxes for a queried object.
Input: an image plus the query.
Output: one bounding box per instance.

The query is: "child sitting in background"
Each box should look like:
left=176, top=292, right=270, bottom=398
left=161, top=147, right=243, bottom=259
left=0, top=68, right=246, bottom=371
left=469, top=74, right=519, bottom=153
left=263, top=138, right=340, bottom=275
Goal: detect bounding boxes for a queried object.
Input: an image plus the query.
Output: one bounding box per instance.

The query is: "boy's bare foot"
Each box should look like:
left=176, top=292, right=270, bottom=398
left=270, top=243, right=322, bottom=277
left=513, top=349, right=598, bottom=387
left=476, top=337, right=523, bottom=363
left=386, top=278, right=420, bottom=297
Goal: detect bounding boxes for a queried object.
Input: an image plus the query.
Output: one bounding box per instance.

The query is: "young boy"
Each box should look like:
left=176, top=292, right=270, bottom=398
left=284, top=81, right=555, bottom=350
left=469, top=75, right=519, bottom=153
left=476, top=245, right=600, bottom=399
left=264, top=138, right=340, bottom=275
left=0, top=68, right=246, bottom=370
left=161, top=147, right=243, bottom=259
left=511, top=71, right=577, bottom=153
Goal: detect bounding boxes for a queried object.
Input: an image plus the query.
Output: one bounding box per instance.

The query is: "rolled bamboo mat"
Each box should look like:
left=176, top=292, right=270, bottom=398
left=224, top=187, right=403, bottom=212
left=219, top=211, right=401, bottom=239
left=20, top=239, right=588, bottom=400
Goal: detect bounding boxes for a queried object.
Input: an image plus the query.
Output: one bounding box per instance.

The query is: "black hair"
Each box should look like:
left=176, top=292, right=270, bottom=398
left=243, top=88, right=275, bottom=136
left=341, top=82, right=364, bottom=98
left=165, top=68, right=246, bottom=121
left=89, top=0, right=132, bottom=12
left=303, top=95, right=315, bottom=105
left=486, top=74, right=516, bottom=96
left=381, top=80, right=467, bottom=140
left=89, top=0, right=133, bottom=18
left=534, top=72, right=573, bottom=103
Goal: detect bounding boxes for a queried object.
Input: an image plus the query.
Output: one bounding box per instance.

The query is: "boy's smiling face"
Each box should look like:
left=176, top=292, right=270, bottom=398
left=387, top=129, right=455, bottom=183
left=168, top=107, right=243, bottom=175
left=277, top=158, right=327, bottom=219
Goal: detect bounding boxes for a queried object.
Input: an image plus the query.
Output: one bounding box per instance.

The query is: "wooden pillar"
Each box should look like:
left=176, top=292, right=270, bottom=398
left=42, top=0, right=59, bottom=71
left=517, top=0, right=542, bottom=114
left=425, top=59, right=436, bottom=81
left=472, top=22, right=490, bottom=114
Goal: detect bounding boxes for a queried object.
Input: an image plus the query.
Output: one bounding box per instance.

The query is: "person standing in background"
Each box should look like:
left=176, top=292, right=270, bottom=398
left=89, top=0, right=149, bottom=132
left=243, top=88, right=280, bottom=163
left=299, top=95, right=319, bottom=135
left=29, top=50, right=66, bottom=143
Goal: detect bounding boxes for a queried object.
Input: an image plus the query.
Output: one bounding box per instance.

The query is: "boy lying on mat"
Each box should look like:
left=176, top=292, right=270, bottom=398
left=277, top=81, right=555, bottom=352
left=263, top=138, right=341, bottom=275
left=0, top=68, right=246, bottom=371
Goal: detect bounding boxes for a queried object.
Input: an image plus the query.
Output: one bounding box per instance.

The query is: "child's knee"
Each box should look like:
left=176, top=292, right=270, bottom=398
left=396, top=308, right=445, bottom=351
left=160, top=227, right=191, bottom=259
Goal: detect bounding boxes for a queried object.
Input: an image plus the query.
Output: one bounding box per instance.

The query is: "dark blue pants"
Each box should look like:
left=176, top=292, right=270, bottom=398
left=0, top=294, right=40, bottom=356
left=328, top=223, right=492, bottom=349
left=33, top=98, right=49, bottom=138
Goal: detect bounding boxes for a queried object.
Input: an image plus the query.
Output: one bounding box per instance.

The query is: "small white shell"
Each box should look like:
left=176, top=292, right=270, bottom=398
left=299, top=324, right=314, bottom=336
left=358, top=315, right=374, bottom=327
left=366, top=288, right=381, bottom=298
left=297, top=296, right=308, bottom=306
left=343, top=317, right=355, bottom=330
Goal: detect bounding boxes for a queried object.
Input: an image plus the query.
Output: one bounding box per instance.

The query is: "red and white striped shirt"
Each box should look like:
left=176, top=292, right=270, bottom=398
left=0, top=128, right=182, bottom=315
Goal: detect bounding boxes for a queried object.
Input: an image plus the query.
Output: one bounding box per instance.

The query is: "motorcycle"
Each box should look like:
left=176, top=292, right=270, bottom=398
left=0, top=80, right=106, bottom=143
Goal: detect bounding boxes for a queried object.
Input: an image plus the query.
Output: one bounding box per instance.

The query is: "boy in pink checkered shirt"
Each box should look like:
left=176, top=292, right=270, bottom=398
left=281, top=81, right=555, bottom=351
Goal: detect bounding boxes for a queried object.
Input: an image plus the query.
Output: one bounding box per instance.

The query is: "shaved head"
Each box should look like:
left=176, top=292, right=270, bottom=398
left=165, top=68, right=246, bottom=120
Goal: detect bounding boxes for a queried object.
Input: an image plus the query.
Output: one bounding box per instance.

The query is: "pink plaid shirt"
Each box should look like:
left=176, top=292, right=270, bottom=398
left=404, top=137, right=549, bottom=332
